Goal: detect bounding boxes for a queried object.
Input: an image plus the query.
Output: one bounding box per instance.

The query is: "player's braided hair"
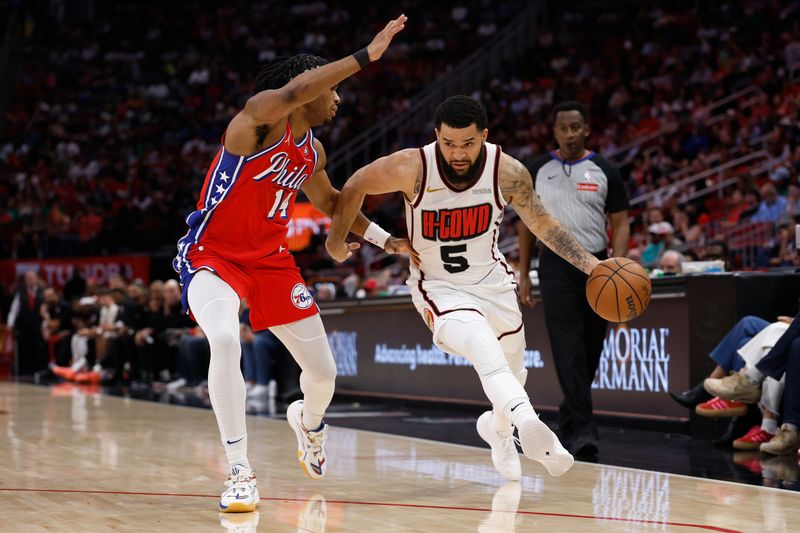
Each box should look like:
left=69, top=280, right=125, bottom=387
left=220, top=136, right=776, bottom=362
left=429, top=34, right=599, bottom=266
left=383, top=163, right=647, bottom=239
left=253, top=54, right=329, bottom=94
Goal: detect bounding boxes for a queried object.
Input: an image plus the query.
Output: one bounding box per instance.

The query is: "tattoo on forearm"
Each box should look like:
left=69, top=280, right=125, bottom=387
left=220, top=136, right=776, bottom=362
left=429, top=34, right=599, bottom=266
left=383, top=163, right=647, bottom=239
left=528, top=191, right=549, bottom=217
left=543, top=224, right=592, bottom=273
left=501, top=162, right=548, bottom=216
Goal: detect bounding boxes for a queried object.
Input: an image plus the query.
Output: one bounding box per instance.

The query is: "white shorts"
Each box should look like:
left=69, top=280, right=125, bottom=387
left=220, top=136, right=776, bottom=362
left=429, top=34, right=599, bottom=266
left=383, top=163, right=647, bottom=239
left=408, top=263, right=523, bottom=349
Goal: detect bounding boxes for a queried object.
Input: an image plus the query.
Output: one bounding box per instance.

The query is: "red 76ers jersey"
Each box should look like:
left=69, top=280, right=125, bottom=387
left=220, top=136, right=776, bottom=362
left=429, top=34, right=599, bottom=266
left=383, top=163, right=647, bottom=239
left=173, top=121, right=318, bottom=273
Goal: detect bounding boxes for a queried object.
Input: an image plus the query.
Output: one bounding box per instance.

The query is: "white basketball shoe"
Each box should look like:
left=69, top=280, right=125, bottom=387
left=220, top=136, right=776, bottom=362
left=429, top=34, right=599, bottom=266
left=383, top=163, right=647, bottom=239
left=516, top=414, right=574, bottom=476
left=287, top=400, right=328, bottom=479
left=476, top=411, right=521, bottom=481
left=219, top=464, right=259, bottom=513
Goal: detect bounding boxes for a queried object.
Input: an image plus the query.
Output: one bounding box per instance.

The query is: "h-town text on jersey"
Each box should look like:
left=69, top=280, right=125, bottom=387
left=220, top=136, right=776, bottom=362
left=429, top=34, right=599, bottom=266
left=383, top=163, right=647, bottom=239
left=421, top=203, right=492, bottom=242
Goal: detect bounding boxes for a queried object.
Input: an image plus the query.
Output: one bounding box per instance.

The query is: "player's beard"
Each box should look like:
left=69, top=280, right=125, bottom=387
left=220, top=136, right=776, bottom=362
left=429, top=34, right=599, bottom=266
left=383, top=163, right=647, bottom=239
left=435, top=144, right=486, bottom=189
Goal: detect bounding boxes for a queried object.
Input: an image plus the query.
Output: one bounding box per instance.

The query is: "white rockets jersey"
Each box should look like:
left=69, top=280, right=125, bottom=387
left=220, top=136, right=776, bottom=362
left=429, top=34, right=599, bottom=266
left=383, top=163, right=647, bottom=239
left=405, top=141, right=514, bottom=285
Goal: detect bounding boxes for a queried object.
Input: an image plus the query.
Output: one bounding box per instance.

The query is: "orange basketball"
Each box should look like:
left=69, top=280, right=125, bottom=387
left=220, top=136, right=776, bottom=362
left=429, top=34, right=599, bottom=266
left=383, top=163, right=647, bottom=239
left=586, top=258, right=652, bottom=322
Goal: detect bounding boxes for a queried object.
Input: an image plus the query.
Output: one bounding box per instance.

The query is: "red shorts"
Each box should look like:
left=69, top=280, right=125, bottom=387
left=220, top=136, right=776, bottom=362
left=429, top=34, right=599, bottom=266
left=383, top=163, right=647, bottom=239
left=184, top=247, right=318, bottom=331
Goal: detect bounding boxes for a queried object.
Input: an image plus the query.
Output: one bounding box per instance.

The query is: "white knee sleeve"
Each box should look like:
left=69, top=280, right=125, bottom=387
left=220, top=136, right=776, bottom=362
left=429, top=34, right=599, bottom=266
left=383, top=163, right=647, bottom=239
left=437, top=313, right=531, bottom=417
left=271, top=314, right=336, bottom=429
left=436, top=312, right=508, bottom=377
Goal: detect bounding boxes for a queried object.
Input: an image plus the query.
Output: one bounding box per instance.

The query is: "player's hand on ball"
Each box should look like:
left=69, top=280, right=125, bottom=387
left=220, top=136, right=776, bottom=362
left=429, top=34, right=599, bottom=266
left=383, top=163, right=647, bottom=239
left=384, top=237, right=420, bottom=267
left=586, top=257, right=651, bottom=322
left=325, top=238, right=360, bottom=263
left=367, top=14, right=408, bottom=61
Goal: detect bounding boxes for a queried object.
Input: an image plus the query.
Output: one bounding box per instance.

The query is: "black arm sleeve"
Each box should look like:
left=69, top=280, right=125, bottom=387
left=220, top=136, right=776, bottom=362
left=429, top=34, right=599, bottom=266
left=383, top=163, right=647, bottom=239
left=592, top=155, right=629, bottom=213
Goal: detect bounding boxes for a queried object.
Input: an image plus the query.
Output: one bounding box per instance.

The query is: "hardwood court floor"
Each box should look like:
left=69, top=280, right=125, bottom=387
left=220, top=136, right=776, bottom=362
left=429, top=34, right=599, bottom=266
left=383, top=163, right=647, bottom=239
left=0, top=382, right=796, bottom=532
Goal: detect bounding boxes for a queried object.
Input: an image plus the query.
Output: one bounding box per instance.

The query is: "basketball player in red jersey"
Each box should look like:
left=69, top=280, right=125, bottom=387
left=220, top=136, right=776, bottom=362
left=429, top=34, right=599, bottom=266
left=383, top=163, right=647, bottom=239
left=173, top=15, right=415, bottom=513
left=327, top=96, right=605, bottom=481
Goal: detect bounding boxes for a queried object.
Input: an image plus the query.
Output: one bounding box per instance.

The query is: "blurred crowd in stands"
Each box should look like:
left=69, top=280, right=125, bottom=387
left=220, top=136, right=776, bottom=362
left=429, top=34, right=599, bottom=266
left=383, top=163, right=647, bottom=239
left=2, top=1, right=799, bottom=284
left=1, top=0, right=800, bottom=328
left=0, top=0, right=521, bottom=260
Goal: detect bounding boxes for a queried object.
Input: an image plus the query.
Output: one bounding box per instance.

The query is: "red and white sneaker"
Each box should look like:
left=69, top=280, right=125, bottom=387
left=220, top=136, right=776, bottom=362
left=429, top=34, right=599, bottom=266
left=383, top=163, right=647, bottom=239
left=695, top=396, right=747, bottom=417
left=219, top=464, right=259, bottom=513
left=733, top=425, right=775, bottom=450
left=287, top=400, right=328, bottom=479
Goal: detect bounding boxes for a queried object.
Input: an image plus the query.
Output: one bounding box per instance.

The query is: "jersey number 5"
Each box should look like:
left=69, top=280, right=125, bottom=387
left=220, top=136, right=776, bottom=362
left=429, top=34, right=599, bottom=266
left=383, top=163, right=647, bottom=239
left=267, top=189, right=293, bottom=219
left=441, top=244, right=469, bottom=273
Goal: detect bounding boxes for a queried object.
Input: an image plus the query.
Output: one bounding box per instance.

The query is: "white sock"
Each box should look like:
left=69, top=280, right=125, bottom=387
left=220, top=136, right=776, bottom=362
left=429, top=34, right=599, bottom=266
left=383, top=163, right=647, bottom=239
left=505, top=399, right=536, bottom=428
left=222, top=435, right=250, bottom=470
left=762, top=418, right=778, bottom=434
left=744, top=366, right=764, bottom=384
left=494, top=332, right=528, bottom=437
left=303, top=412, right=324, bottom=433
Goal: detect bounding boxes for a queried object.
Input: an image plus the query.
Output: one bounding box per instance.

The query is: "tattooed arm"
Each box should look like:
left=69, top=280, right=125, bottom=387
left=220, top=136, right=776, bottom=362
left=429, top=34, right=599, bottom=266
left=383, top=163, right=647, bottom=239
left=499, top=153, right=600, bottom=275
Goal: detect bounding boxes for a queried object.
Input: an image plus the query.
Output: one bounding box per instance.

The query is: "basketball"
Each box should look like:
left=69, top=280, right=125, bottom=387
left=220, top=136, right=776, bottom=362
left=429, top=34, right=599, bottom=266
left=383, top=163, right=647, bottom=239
left=586, top=258, right=652, bottom=323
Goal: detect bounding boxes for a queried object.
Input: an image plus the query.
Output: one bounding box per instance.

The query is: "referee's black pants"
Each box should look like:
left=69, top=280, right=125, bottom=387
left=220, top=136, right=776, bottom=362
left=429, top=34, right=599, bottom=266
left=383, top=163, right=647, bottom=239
left=538, top=247, right=608, bottom=441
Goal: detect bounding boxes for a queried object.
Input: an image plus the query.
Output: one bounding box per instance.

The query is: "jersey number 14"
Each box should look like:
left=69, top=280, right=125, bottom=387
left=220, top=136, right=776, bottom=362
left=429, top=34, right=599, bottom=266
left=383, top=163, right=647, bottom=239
left=267, top=189, right=293, bottom=219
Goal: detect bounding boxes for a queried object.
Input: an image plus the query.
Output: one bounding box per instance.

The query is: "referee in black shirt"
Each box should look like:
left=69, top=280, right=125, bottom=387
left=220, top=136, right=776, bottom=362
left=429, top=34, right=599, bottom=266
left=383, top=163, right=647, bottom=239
left=518, top=101, right=630, bottom=457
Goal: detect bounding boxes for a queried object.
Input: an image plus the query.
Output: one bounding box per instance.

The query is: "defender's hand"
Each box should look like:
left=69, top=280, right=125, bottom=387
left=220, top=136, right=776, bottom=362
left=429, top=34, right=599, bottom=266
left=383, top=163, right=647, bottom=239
left=326, top=238, right=360, bottom=263
left=367, top=14, right=408, bottom=61
left=384, top=237, right=420, bottom=267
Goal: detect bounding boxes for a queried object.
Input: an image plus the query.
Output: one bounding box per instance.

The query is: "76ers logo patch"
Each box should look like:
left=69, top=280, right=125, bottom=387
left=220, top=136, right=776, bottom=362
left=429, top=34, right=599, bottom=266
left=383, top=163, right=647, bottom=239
left=291, top=283, right=314, bottom=309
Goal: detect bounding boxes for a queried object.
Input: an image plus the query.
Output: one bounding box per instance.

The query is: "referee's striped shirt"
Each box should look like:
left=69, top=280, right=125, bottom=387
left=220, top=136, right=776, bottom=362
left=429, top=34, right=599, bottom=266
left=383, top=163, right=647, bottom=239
left=528, top=151, right=629, bottom=254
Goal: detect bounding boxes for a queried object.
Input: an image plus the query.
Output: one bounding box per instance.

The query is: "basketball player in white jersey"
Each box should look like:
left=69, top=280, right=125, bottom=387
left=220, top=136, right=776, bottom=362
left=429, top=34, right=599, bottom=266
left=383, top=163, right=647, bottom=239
left=327, top=95, right=603, bottom=480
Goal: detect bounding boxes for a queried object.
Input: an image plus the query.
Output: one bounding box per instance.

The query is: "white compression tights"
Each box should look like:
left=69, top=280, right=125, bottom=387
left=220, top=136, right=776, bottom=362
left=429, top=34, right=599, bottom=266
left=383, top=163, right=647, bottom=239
left=188, top=271, right=244, bottom=448
left=188, top=270, right=337, bottom=466
left=270, top=314, right=337, bottom=430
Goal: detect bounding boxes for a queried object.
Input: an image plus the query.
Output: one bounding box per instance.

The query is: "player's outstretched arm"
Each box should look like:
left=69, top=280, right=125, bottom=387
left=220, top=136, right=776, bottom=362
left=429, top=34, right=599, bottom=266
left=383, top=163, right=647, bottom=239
left=326, top=149, right=421, bottom=263
left=499, top=154, right=600, bottom=275
left=243, top=15, right=407, bottom=125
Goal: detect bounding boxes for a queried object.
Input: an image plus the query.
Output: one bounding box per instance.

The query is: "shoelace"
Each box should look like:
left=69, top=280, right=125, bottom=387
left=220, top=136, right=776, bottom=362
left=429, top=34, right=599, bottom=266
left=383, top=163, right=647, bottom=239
left=498, top=434, right=520, bottom=455
left=307, top=428, right=327, bottom=458
left=225, top=472, right=256, bottom=490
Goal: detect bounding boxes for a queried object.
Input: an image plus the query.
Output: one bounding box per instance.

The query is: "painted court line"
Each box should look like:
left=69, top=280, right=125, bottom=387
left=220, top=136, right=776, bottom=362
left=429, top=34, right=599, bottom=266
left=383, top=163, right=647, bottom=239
left=0, top=488, right=740, bottom=532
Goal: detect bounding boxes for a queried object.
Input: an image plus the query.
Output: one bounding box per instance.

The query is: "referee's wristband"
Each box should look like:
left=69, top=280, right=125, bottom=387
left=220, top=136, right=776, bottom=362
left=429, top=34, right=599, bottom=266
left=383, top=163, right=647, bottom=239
left=363, top=222, right=391, bottom=249
left=353, top=47, right=371, bottom=69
